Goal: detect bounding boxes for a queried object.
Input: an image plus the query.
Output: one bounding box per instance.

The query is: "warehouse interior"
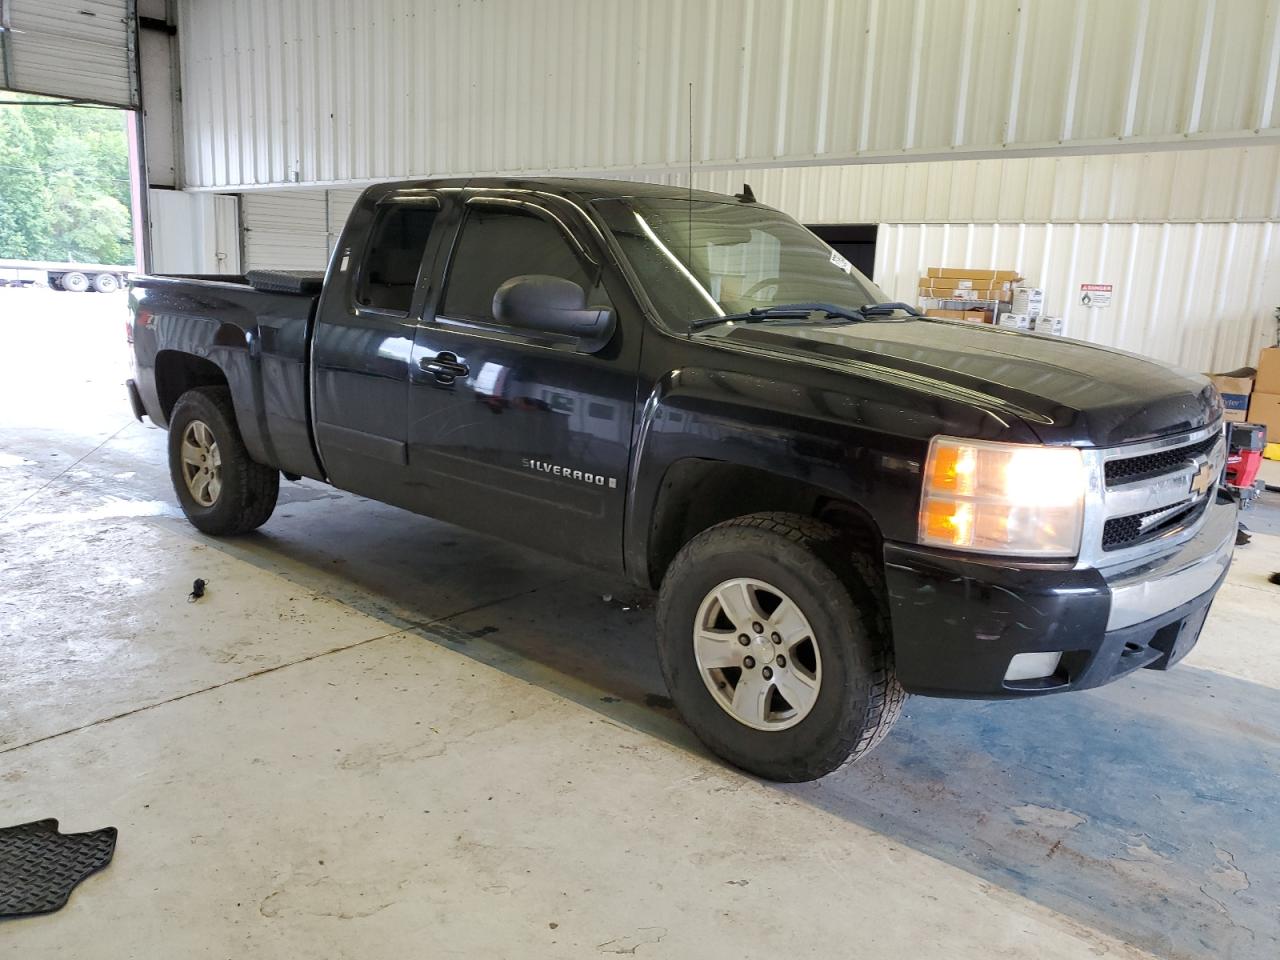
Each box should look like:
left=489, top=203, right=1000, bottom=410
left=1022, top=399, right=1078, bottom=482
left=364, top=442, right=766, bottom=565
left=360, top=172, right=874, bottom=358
left=2, top=1, right=1280, bottom=958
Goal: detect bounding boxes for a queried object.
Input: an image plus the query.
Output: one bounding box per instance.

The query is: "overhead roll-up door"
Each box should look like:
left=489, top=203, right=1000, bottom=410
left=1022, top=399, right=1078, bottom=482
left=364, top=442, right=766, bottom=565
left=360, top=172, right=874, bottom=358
left=0, top=0, right=137, bottom=108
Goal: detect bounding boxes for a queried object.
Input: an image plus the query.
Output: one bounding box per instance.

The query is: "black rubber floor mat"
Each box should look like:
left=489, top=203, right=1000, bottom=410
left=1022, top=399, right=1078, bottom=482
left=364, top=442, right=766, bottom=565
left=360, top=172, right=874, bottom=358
left=0, top=819, right=117, bottom=919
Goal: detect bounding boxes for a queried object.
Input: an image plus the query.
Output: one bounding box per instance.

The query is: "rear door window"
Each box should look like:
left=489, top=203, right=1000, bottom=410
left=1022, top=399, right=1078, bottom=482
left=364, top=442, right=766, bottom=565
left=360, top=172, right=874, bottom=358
left=440, top=205, right=592, bottom=323
left=355, top=202, right=439, bottom=314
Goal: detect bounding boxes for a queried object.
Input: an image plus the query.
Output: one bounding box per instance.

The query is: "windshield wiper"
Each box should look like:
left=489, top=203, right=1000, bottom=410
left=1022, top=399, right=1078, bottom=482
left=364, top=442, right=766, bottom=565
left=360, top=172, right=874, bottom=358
left=861, top=301, right=921, bottom=317
left=689, top=303, right=870, bottom=332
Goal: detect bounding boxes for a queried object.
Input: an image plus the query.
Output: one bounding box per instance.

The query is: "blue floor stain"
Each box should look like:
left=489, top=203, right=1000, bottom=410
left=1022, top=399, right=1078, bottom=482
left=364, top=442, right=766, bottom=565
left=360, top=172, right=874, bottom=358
left=785, top=664, right=1280, bottom=959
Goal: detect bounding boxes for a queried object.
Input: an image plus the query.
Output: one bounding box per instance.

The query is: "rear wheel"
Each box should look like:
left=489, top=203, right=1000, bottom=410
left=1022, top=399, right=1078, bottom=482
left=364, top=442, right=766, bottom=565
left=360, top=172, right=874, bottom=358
left=656, top=512, right=905, bottom=782
left=92, top=272, right=119, bottom=293
left=61, top=271, right=89, bottom=293
left=167, top=386, right=279, bottom=535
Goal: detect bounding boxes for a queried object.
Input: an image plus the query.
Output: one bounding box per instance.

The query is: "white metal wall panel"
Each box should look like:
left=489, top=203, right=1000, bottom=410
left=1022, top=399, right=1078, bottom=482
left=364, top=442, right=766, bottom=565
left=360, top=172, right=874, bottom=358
left=148, top=189, right=240, bottom=274
left=636, top=145, right=1280, bottom=225
left=873, top=221, right=1280, bottom=373
left=1, top=0, right=136, bottom=108
left=240, top=189, right=332, bottom=270
left=177, top=0, right=1280, bottom=191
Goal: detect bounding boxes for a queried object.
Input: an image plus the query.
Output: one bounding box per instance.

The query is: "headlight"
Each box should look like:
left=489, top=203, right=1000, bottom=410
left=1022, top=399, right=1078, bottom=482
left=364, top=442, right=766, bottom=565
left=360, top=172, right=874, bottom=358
left=919, top=437, right=1085, bottom=557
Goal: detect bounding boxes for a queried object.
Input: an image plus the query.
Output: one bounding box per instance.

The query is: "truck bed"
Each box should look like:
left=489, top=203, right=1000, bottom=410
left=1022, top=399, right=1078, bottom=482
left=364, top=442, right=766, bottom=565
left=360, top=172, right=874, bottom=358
left=129, top=271, right=325, bottom=481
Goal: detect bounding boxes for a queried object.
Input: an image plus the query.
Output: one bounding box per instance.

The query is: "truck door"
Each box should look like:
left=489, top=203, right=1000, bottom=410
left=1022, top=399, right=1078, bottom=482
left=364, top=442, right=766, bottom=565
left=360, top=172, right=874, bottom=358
left=311, top=193, right=445, bottom=507
left=405, top=194, right=640, bottom=569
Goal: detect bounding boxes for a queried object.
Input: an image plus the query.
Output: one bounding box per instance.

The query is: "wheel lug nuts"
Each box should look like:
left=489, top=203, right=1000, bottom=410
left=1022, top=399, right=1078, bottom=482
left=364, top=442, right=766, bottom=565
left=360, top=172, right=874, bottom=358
left=776, top=655, right=786, bottom=667
left=738, top=634, right=750, bottom=646
left=752, top=622, right=764, bottom=634
left=762, top=666, right=773, bottom=680
left=771, top=632, right=781, bottom=644
left=743, top=656, right=755, bottom=669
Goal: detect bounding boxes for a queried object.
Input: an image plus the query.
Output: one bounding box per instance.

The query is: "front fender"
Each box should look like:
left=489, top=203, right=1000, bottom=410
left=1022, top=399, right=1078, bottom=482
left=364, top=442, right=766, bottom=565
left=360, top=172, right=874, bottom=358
left=623, top=367, right=929, bottom=585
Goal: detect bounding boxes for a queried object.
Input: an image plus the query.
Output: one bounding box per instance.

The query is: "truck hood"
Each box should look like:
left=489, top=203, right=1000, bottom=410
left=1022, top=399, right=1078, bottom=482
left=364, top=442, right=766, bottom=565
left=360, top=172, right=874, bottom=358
left=712, top=318, right=1219, bottom=447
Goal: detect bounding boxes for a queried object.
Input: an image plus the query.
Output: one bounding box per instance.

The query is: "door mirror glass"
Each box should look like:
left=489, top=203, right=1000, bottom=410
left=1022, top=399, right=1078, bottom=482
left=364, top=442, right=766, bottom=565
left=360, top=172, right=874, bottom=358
left=492, top=275, right=615, bottom=352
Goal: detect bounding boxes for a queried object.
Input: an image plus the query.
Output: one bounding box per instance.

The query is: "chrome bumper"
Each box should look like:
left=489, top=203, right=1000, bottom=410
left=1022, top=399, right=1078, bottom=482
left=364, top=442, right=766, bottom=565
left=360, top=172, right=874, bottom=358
left=1104, top=495, right=1236, bottom=631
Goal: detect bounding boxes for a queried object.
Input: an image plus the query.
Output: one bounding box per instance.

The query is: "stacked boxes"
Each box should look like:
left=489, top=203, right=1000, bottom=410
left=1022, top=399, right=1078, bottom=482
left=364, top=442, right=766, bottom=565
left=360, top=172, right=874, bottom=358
left=1247, top=348, right=1280, bottom=435
left=918, top=267, right=1020, bottom=324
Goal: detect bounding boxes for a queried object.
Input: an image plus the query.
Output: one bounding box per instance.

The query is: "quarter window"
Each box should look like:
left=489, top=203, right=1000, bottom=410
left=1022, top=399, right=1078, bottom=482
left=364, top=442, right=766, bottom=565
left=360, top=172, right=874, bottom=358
left=441, top=206, right=593, bottom=323
left=355, top=203, right=438, bottom=314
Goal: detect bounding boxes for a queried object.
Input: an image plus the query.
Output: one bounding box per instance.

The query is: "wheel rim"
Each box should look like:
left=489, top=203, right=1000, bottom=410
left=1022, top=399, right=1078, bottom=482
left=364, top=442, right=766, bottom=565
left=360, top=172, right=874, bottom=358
left=180, top=419, right=222, bottom=507
left=693, top=578, right=823, bottom=732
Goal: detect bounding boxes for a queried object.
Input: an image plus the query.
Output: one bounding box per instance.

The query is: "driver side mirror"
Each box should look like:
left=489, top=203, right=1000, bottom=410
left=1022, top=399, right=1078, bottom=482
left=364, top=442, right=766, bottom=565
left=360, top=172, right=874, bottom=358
left=492, top=275, right=615, bottom=353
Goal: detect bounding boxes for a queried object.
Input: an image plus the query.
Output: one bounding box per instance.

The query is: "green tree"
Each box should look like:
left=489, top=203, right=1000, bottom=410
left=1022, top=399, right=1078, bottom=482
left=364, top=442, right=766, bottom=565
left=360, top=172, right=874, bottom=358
left=0, top=109, right=52, bottom=259
left=0, top=94, right=134, bottom=264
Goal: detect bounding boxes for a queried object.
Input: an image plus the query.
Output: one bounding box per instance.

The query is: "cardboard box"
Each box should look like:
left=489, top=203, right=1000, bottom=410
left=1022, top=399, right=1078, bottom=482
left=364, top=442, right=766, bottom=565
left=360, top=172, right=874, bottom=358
left=925, top=308, right=992, bottom=323
left=1032, top=315, right=1065, bottom=336
left=918, top=278, right=1013, bottom=293
left=1208, top=374, right=1253, bottom=423
left=927, top=267, right=1021, bottom=282
left=998, top=313, right=1033, bottom=330
left=1012, top=285, right=1044, bottom=316
left=1255, top=347, right=1280, bottom=394
left=919, top=287, right=1013, bottom=302
left=1247, top=391, right=1280, bottom=435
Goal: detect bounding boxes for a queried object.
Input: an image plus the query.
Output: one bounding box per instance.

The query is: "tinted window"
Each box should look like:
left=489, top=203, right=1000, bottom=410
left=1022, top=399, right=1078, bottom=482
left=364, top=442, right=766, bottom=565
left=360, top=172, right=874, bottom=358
left=356, top=203, right=438, bottom=313
left=441, top=206, right=592, bottom=323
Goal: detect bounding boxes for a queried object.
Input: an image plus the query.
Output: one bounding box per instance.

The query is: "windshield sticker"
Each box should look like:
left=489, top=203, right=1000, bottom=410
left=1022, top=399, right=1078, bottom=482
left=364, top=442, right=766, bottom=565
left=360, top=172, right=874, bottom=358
left=829, top=249, right=852, bottom=274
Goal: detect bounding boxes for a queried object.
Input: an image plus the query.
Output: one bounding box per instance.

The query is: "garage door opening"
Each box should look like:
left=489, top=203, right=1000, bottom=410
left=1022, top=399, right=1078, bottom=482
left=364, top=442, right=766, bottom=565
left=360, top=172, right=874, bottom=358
left=805, top=224, right=878, bottom=281
left=0, top=91, right=143, bottom=289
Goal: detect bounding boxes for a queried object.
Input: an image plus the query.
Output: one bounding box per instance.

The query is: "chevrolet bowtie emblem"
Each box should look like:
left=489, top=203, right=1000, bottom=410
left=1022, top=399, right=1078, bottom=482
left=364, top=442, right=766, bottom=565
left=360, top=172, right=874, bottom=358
left=1189, top=458, right=1216, bottom=497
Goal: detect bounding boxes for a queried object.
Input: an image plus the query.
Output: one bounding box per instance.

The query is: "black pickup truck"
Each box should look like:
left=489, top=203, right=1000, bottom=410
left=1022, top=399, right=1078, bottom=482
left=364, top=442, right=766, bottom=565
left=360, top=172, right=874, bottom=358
left=126, top=178, right=1235, bottom=781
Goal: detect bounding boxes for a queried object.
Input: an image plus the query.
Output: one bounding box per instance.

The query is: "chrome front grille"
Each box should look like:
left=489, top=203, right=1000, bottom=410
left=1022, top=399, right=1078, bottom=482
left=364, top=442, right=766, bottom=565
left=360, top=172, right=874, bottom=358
left=1078, top=422, right=1226, bottom=569
left=1103, top=434, right=1220, bottom=487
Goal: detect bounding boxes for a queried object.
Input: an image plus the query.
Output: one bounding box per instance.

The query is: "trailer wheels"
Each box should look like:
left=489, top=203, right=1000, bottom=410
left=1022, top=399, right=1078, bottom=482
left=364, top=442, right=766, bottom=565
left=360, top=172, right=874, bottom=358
left=61, top=271, right=90, bottom=293
left=168, top=386, right=279, bottom=535
left=656, top=512, right=905, bottom=782
left=92, top=273, right=119, bottom=293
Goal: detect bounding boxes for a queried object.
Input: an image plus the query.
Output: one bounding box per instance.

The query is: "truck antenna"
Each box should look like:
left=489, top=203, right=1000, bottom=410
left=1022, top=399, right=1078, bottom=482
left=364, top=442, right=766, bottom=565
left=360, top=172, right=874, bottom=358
left=687, top=81, right=694, bottom=261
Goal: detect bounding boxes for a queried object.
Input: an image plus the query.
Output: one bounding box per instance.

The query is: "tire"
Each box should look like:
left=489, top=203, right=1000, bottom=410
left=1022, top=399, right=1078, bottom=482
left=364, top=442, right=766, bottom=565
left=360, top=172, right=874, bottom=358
left=167, top=386, right=279, bottom=535
left=656, top=512, right=905, bottom=782
left=61, top=271, right=89, bottom=293
left=92, top=273, right=119, bottom=293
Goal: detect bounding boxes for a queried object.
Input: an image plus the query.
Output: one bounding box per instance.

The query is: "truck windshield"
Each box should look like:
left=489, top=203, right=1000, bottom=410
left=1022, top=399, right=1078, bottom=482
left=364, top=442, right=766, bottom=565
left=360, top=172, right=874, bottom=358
left=592, top=197, right=890, bottom=332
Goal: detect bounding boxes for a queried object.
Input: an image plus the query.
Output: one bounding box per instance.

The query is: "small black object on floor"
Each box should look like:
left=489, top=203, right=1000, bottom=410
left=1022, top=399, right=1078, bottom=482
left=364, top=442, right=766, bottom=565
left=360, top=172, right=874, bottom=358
left=188, top=577, right=206, bottom=602
left=1269, top=572, right=1280, bottom=586
left=0, top=819, right=117, bottom=919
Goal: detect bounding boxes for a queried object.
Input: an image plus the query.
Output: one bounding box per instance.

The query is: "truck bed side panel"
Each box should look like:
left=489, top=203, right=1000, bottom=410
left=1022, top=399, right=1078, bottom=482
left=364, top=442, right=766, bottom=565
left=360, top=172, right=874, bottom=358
left=130, top=277, right=324, bottom=480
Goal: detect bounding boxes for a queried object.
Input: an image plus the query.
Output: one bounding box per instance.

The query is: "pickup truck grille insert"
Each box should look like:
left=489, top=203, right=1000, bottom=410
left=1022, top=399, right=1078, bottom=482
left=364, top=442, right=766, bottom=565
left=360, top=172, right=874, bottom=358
left=1101, top=498, right=1206, bottom=550
left=1104, top=434, right=1218, bottom=486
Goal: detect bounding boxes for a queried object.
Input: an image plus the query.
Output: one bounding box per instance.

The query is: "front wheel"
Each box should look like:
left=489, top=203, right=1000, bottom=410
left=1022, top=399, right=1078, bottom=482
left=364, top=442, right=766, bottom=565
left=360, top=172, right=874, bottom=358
left=656, top=513, right=905, bottom=782
left=167, top=386, right=279, bottom=535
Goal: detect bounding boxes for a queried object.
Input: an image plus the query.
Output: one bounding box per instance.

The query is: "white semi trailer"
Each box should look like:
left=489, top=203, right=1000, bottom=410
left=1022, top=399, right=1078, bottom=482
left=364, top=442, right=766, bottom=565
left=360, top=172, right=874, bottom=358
left=0, top=259, right=132, bottom=292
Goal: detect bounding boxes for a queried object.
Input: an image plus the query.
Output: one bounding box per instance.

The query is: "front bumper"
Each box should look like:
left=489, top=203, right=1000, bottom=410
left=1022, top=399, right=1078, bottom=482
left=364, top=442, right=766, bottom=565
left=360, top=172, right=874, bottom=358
left=884, top=494, right=1237, bottom=698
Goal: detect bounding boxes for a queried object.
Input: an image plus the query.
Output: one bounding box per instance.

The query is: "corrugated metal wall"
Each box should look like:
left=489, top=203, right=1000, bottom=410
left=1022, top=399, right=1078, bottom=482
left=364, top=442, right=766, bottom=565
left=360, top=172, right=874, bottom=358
left=666, top=145, right=1280, bottom=224
left=1, top=0, right=137, bottom=108
left=178, top=0, right=1280, bottom=191
left=873, top=222, right=1279, bottom=373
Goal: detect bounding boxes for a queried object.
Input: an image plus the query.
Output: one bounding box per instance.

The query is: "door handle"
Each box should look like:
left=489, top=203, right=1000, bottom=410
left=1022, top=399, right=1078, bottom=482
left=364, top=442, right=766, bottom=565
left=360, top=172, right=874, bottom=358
left=420, top=351, right=469, bottom=382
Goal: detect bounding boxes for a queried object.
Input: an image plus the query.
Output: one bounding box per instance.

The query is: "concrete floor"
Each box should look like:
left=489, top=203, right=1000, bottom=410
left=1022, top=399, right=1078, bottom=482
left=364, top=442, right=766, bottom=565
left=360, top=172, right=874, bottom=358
left=2, top=286, right=1278, bottom=959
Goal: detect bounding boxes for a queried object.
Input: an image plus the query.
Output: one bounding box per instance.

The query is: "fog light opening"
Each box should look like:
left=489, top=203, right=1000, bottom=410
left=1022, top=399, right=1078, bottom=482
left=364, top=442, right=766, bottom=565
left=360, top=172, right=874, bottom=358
left=1004, top=651, right=1063, bottom=682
